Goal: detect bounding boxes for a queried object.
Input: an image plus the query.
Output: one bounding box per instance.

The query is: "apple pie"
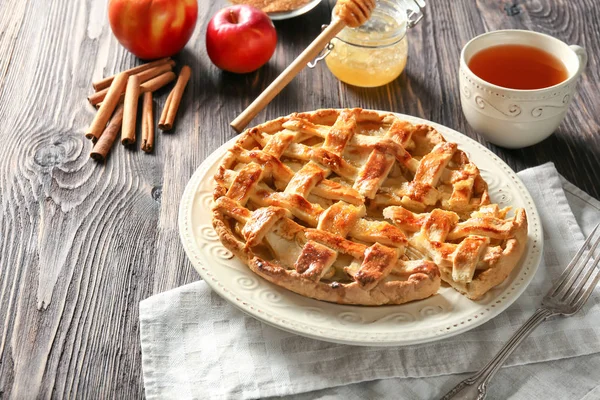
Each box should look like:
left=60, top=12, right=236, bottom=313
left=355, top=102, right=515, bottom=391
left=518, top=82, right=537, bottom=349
left=212, top=108, right=528, bottom=305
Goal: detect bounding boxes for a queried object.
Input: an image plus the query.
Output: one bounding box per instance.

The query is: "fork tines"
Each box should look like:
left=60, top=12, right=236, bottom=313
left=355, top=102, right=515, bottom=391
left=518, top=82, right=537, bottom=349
left=549, top=222, right=600, bottom=311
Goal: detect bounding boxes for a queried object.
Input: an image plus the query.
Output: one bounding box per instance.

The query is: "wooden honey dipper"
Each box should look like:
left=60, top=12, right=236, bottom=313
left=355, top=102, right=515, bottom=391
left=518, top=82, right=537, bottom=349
left=230, top=0, right=376, bottom=133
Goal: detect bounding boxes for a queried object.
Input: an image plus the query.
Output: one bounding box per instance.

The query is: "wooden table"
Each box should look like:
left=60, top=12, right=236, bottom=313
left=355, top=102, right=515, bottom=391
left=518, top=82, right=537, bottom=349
left=0, top=0, right=598, bottom=397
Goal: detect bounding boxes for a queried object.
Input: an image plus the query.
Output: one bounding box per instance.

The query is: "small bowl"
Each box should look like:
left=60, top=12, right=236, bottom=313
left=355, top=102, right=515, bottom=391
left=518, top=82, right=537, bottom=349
left=459, top=30, right=587, bottom=148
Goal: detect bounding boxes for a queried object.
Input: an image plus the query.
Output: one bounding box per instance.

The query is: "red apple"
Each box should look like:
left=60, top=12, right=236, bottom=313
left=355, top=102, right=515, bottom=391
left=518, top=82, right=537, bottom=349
left=206, top=5, right=277, bottom=74
left=108, top=0, right=198, bottom=60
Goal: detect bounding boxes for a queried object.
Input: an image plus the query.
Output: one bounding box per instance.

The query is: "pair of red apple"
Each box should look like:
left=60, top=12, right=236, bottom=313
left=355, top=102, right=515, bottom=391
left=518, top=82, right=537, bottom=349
left=206, top=5, right=277, bottom=74
left=109, top=0, right=276, bottom=74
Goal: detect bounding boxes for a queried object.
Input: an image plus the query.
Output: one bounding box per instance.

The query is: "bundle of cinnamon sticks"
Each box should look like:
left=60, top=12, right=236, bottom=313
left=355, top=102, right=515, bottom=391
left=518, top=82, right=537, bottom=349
left=87, top=57, right=192, bottom=161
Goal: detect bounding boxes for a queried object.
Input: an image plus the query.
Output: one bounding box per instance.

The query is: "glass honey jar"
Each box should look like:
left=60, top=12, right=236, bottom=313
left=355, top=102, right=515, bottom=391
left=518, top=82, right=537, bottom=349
left=311, top=0, right=425, bottom=87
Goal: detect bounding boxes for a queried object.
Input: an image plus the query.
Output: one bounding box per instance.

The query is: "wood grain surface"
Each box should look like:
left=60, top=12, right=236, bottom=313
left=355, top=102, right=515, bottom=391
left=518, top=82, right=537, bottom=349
left=0, top=0, right=598, bottom=398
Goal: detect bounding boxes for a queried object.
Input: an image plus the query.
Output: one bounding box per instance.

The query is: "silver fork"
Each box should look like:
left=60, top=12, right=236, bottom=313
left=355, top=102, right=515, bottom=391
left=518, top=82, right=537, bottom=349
left=441, top=222, right=600, bottom=400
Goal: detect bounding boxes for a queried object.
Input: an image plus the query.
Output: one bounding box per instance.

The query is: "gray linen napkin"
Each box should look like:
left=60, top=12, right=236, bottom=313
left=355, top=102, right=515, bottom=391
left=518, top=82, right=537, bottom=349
left=140, top=163, right=600, bottom=399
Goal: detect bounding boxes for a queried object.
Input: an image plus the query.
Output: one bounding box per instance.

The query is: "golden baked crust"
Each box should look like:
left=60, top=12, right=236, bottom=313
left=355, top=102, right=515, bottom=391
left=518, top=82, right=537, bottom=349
left=385, top=205, right=528, bottom=299
left=212, top=108, right=527, bottom=305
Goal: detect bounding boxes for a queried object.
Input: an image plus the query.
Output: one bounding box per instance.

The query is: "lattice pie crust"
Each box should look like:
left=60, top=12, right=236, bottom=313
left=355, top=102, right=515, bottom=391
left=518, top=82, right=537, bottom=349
left=212, top=109, right=528, bottom=305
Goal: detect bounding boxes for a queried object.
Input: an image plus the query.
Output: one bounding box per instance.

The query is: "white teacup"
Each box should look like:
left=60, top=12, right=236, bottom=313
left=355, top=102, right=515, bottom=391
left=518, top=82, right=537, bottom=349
left=459, top=30, right=587, bottom=148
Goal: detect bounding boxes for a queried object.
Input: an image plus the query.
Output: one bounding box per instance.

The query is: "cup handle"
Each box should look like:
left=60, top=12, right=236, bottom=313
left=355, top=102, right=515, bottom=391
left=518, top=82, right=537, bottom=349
left=569, top=45, right=588, bottom=77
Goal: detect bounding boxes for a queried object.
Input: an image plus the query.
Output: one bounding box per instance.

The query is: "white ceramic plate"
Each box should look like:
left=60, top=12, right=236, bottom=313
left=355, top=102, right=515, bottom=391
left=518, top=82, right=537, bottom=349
left=178, top=113, right=543, bottom=346
left=267, top=0, right=322, bottom=20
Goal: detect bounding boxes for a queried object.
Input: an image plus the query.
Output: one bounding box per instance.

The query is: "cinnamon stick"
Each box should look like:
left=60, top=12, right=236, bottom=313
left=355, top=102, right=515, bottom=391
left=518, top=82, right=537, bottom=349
left=95, top=71, right=176, bottom=109
left=88, top=89, right=107, bottom=107
left=140, top=71, right=176, bottom=93
left=90, top=105, right=124, bottom=161
left=86, top=72, right=128, bottom=141
left=88, top=62, right=174, bottom=106
left=137, top=62, right=174, bottom=84
left=141, top=92, right=154, bottom=153
left=121, top=75, right=141, bottom=145
left=92, top=57, right=173, bottom=91
left=159, top=65, right=191, bottom=131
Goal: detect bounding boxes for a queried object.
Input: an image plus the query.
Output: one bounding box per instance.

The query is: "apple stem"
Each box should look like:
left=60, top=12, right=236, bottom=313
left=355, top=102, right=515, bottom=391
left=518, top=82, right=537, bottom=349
left=229, top=9, right=238, bottom=24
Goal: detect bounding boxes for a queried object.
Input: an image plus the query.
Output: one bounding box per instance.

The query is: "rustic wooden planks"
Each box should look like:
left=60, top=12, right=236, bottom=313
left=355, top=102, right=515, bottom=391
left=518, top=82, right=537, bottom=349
left=0, top=0, right=598, bottom=398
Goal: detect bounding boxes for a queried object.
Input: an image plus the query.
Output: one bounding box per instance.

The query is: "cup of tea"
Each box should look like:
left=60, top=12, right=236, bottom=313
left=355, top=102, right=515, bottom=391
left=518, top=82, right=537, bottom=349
left=459, top=30, right=587, bottom=148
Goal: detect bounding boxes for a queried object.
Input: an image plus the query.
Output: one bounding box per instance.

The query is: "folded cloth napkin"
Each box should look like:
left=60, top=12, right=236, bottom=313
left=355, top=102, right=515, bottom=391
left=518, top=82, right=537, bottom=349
left=140, top=163, right=600, bottom=400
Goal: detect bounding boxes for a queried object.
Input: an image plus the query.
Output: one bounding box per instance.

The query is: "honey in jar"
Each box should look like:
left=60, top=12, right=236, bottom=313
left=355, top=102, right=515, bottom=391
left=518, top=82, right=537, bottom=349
left=325, top=0, right=415, bottom=87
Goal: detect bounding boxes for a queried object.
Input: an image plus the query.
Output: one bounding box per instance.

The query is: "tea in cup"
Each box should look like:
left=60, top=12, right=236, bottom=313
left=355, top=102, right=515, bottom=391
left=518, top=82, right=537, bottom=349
left=459, top=30, right=587, bottom=148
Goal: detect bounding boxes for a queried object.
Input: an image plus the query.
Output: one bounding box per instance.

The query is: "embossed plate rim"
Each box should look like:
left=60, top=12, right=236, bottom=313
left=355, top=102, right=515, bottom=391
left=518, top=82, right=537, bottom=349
left=178, top=112, right=543, bottom=346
